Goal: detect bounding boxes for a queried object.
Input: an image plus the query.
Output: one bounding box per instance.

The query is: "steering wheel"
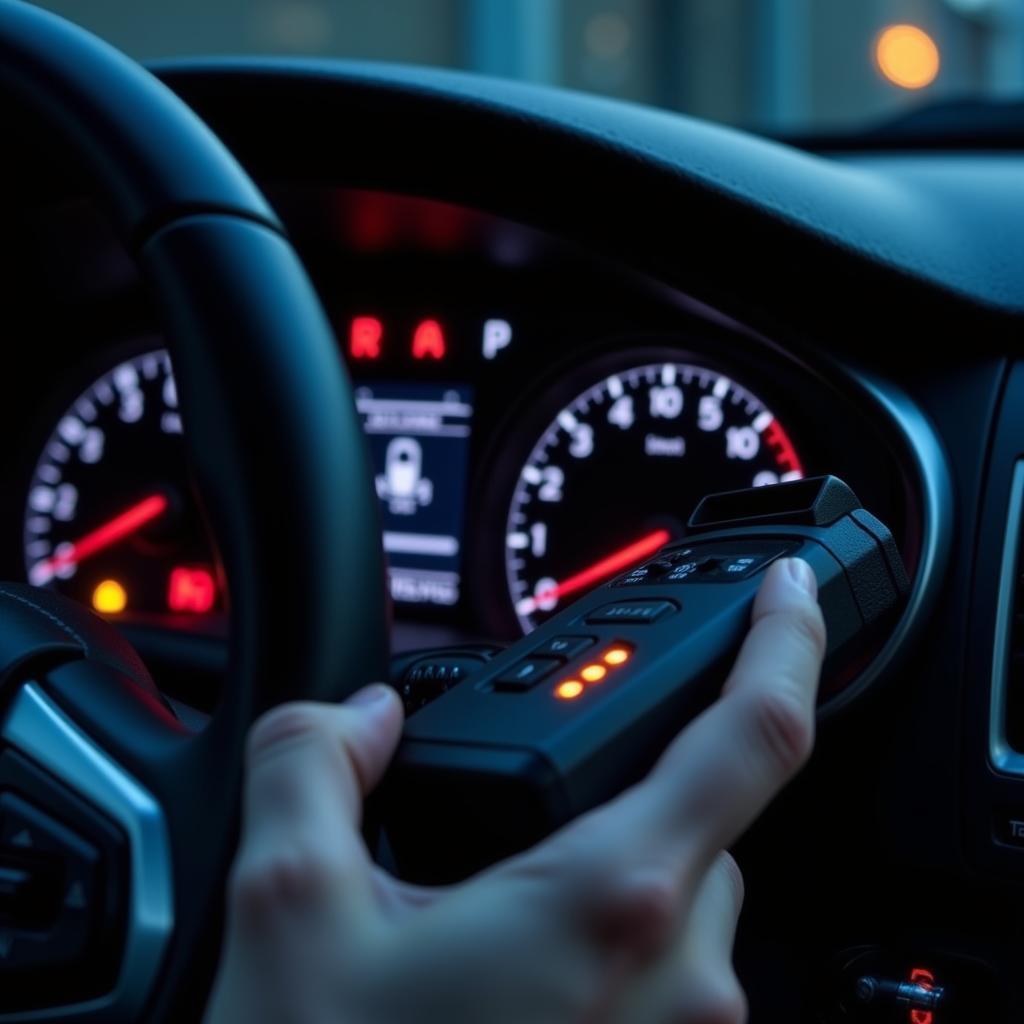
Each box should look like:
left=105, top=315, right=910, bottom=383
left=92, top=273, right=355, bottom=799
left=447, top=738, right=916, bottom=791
left=0, top=3, right=388, bottom=1021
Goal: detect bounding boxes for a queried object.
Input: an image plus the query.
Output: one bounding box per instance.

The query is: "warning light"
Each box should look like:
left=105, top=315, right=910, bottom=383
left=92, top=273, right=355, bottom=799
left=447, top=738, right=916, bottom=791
left=556, top=680, right=585, bottom=700
left=92, top=579, right=127, bottom=614
left=909, top=967, right=935, bottom=1024
left=581, top=664, right=607, bottom=683
left=350, top=317, right=383, bottom=360
left=875, top=25, right=940, bottom=90
left=603, top=646, right=631, bottom=666
left=168, top=567, right=216, bottom=614
left=412, top=319, right=446, bottom=360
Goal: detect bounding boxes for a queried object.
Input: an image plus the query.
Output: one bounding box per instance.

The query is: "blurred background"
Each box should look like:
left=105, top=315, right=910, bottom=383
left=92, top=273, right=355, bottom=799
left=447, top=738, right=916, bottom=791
left=29, top=0, right=1024, bottom=133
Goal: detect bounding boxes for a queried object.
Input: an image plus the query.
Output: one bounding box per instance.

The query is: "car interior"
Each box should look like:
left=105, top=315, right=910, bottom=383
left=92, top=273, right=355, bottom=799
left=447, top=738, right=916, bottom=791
left=0, top=0, right=1023, bottom=1020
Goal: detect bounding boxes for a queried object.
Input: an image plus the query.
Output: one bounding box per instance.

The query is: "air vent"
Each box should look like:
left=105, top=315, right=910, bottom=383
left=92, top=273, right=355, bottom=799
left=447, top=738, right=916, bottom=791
left=991, top=462, right=1024, bottom=774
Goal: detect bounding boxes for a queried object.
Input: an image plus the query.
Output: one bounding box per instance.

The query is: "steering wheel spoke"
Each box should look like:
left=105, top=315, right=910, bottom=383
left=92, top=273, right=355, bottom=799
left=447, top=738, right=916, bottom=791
left=1, top=680, right=171, bottom=1022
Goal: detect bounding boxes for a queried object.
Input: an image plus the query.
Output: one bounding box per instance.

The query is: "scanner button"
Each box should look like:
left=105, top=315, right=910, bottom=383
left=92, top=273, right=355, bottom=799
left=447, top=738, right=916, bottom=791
left=533, top=636, right=596, bottom=659
left=719, top=556, right=764, bottom=578
left=585, top=600, right=677, bottom=625
left=665, top=561, right=701, bottom=581
left=495, top=657, right=562, bottom=692
left=614, top=565, right=661, bottom=586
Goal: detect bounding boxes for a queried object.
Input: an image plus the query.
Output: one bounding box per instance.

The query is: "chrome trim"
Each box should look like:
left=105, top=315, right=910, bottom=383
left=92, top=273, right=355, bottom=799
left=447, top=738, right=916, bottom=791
left=990, top=461, right=1024, bottom=774
left=0, top=683, right=173, bottom=1023
left=818, top=369, right=954, bottom=717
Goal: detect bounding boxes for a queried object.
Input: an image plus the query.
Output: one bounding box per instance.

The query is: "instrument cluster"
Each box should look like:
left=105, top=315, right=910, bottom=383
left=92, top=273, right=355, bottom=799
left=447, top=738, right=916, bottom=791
left=7, top=188, right=921, bottom=692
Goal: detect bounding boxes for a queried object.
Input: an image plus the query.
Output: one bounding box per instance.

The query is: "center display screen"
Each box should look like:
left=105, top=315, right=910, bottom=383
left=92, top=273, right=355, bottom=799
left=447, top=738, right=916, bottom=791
left=356, top=382, right=473, bottom=608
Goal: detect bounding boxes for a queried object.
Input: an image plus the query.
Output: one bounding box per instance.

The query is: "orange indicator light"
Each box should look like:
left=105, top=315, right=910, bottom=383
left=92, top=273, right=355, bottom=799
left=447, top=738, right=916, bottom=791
left=581, top=664, right=607, bottom=683
left=556, top=680, right=585, bottom=700
left=603, top=647, right=631, bottom=666
left=92, top=579, right=127, bottom=614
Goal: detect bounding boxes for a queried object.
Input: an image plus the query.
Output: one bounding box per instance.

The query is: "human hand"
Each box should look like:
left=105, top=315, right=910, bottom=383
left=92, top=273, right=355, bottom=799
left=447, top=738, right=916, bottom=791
left=204, top=557, right=826, bottom=1024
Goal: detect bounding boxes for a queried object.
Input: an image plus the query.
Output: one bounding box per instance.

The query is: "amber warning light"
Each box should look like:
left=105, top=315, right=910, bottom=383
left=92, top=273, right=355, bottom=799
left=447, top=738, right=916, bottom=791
left=92, top=579, right=127, bottom=615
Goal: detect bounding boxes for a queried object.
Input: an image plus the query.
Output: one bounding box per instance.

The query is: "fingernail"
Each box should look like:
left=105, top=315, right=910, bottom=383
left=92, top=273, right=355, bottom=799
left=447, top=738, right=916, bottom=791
left=346, top=683, right=394, bottom=708
left=784, top=558, right=817, bottom=597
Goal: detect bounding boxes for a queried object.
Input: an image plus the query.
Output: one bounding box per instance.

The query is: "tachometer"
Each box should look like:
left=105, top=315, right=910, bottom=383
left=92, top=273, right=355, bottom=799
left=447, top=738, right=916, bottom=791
left=505, top=358, right=804, bottom=632
left=23, top=349, right=222, bottom=621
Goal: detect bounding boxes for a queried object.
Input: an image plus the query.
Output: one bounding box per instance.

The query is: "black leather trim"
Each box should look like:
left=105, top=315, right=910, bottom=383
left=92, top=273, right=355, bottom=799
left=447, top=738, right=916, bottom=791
left=0, top=582, right=155, bottom=693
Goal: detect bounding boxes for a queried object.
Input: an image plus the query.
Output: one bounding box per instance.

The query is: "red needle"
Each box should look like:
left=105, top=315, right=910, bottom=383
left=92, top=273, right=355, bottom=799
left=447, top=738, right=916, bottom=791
left=34, top=494, right=169, bottom=581
left=519, top=528, right=672, bottom=615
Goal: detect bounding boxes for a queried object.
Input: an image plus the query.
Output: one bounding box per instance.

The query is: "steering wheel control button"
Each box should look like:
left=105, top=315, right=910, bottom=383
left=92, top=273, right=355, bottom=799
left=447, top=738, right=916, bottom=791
left=0, top=857, right=60, bottom=931
left=0, top=749, right=128, bottom=1006
left=494, top=657, right=562, bottom=692
left=584, top=599, right=678, bottom=625
left=0, top=792, right=98, bottom=896
left=531, top=636, right=596, bottom=660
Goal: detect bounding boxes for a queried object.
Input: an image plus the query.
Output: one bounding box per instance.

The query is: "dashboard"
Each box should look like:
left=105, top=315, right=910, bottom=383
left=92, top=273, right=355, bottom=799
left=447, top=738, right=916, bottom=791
left=3, top=185, right=922, bottom=712
left=2, top=55, right=1024, bottom=1021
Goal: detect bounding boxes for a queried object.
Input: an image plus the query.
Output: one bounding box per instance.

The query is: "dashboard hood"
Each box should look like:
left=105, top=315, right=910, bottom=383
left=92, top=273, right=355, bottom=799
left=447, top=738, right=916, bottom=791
left=150, top=58, right=1024, bottom=343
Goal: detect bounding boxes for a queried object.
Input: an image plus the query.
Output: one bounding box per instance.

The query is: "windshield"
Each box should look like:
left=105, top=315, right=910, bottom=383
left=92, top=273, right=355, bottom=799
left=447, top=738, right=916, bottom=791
left=29, top=0, right=1024, bottom=134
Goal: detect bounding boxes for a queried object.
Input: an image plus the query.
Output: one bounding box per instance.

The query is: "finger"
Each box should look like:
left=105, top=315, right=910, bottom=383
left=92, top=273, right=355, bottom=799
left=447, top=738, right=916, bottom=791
left=588, top=557, right=825, bottom=876
left=669, top=853, right=747, bottom=1024
left=652, top=556, right=824, bottom=857
left=230, top=685, right=403, bottom=928
left=681, top=852, right=744, bottom=976
left=612, top=853, right=746, bottom=1024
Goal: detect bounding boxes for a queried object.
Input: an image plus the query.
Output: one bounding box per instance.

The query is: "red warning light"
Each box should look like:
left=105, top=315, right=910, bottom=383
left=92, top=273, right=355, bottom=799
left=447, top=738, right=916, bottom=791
left=350, top=317, right=383, bottom=360
left=412, top=319, right=446, bottom=360
left=909, top=967, right=935, bottom=1024
left=168, top=567, right=216, bottom=614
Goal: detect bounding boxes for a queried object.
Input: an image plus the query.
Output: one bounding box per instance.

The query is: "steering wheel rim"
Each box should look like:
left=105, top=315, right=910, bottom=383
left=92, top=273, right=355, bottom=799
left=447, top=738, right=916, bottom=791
left=0, top=3, right=388, bottom=1021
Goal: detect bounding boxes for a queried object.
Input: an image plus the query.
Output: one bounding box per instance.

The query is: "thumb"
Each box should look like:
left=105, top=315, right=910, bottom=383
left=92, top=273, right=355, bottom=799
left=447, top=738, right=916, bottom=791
left=230, top=685, right=403, bottom=926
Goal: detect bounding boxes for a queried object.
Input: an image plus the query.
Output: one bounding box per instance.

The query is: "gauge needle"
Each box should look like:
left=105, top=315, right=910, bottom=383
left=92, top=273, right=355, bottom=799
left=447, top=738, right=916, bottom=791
left=516, top=527, right=672, bottom=618
left=32, top=493, right=169, bottom=585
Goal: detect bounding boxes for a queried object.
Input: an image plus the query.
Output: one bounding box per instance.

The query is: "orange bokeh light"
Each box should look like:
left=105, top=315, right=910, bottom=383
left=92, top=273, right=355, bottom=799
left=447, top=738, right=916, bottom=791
left=875, top=24, right=939, bottom=90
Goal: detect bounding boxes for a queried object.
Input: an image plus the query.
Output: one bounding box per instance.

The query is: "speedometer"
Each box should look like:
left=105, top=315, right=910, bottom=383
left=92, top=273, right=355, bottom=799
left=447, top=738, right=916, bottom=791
left=23, top=349, right=223, bottom=622
left=505, top=358, right=804, bottom=632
